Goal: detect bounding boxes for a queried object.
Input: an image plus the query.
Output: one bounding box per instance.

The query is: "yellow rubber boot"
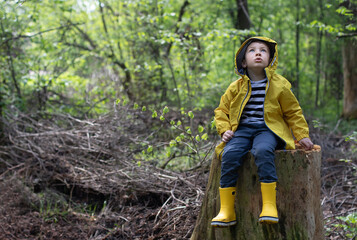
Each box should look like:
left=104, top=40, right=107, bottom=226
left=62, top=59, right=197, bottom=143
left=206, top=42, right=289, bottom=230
left=259, top=182, right=279, bottom=224
left=211, top=187, right=237, bottom=227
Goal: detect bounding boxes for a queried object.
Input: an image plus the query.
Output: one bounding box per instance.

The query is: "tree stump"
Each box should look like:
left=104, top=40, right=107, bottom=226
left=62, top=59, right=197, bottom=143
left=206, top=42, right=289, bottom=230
left=191, top=148, right=323, bottom=240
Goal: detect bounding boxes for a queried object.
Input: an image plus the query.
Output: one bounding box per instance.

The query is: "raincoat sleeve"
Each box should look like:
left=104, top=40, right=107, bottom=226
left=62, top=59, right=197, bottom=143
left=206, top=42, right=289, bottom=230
left=214, top=84, right=236, bottom=137
left=280, top=85, right=310, bottom=141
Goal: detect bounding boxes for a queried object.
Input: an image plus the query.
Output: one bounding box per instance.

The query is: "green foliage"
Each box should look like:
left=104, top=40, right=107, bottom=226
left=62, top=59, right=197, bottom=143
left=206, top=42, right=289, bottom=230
left=312, top=119, right=325, bottom=129
left=0, top=0, right=355, bottom=121
left=37, top=198, right=70, bottom=223
left=340, top=131, right=357, bottom=163
left=333, top=212, right=357, bottom=239
left=345, top=131, right=357, bottom=143
left=135, top=105, right=212, bottom=170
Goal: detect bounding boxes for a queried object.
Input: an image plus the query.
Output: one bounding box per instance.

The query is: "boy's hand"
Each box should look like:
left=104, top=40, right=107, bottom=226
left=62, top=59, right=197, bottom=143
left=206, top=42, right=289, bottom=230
left=299, top=138, right=314, bottom=150
left=222, top=130, right=234, bottom=143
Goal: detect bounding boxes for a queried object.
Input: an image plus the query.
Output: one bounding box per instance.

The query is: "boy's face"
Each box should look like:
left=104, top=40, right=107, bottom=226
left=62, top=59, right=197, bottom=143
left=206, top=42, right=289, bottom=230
left=242, top=41, right=271, bottom=71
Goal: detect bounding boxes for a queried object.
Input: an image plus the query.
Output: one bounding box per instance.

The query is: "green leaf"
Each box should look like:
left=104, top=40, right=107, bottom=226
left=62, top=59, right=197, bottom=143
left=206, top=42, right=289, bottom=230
left=195, top=135, right=200, bottom=141
left=211, top=119, right=216, bottom=129
left=188, top=111, right=194, bottom=119
left=152, top=110, right=157, bottom=118
left=147, top=145, right=153, bottom=153
left=160, top=115, right=165, bottom=121
left=346, top=24, right=357, bottom=31
left=177, top=120, right=182, bottom=126
left=142, top=106, right=147, bottom=111
left=133, top=103, right=139, bottom=109
left=187, top=128, right=192, bottom=134
left=180, top=107, right=185, bottom=115
left=198, top=125, right=204, bottom=133
left=166, top=149, right=171, bottom=157
left=170, top=140, right=177, bottom=147
left=163, top=106, right=169, bottom=114
left=201, top=133, right=208, bottom=140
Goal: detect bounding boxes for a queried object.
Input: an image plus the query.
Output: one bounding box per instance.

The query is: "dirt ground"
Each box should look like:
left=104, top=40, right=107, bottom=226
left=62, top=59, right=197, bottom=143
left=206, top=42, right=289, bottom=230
left=0, top=175, right=201, bottom=240
left=0, top=156, right=356, bottom=240
left=0, top=179, right=90, bottom=240
left=0, top=110, right=355, bottom=239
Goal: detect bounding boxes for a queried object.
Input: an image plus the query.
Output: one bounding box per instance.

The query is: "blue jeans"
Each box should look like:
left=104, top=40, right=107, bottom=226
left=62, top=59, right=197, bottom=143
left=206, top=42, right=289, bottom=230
left=220, top=124, right=279, bottom=188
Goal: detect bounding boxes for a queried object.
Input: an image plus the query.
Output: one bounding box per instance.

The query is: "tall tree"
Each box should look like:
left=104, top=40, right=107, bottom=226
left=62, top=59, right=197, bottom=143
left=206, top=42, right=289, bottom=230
left=315, top=0, right=324, bottom=107
left=295, top=0, right=300, bottom=99
left=0, top=16, right=22, bottom=99
left=340, top=0, right=357, bottom=119
left=235, top=0, right=251, bottom=30
left=342, top=38, right=357, bottom=119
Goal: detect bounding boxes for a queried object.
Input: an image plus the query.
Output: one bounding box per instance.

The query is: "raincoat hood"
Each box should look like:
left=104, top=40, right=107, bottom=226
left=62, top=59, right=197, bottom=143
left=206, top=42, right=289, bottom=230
left=235, top=36, right=278, bottom=76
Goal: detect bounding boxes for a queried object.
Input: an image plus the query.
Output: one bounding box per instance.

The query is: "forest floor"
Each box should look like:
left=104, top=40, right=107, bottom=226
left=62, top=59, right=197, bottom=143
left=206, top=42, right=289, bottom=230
left=0, top=109, right=356, bottom=239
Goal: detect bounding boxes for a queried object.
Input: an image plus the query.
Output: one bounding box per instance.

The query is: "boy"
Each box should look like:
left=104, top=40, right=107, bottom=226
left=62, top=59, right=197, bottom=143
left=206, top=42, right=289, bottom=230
left=211, top=36, right=314, bottom=227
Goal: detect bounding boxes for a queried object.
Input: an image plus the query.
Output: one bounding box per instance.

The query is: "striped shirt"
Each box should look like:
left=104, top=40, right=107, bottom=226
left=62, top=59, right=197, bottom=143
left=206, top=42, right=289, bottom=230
left=240, top=78, right=267, bottom=125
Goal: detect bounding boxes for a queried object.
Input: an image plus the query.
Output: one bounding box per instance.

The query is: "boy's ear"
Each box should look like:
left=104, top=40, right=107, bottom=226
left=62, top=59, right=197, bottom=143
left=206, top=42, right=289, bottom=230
left=242, top=59, right=247, bottom=68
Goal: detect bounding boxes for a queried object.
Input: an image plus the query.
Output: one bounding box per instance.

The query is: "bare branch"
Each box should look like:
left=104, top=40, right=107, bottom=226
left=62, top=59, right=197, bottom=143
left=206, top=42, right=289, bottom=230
left=0, top=23, right=83, bottom=47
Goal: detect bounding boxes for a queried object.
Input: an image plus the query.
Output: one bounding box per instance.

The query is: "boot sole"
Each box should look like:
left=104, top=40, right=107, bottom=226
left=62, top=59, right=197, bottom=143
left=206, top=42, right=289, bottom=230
left=211, top=220, right=237, bottom=227
left=259, top=216, right=279, bottom=224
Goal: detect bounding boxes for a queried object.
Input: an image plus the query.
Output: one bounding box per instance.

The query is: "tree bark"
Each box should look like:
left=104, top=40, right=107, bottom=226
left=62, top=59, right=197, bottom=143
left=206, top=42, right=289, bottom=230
left=342, top=38, right=357, bottom=119
left=191, top=148, right=323, bottom=240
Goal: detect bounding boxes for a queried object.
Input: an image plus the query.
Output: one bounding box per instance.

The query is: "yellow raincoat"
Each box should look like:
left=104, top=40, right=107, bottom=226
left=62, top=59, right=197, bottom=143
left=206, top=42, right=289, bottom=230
left=214, top=36, right=309, bottom=160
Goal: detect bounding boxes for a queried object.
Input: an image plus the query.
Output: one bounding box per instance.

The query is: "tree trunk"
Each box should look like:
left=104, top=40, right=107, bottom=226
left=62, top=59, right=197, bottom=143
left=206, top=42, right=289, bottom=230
left=191, top=148, right=323, bottom=240
left=0, top=90, right=3, bottom=144
left=294, top=0, right=300, bottom=99
left=315, top=0, right=324, bottom=108
left=342, top=38, right=357, bottom=119
left=235, top=0, right=251, bottom=30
